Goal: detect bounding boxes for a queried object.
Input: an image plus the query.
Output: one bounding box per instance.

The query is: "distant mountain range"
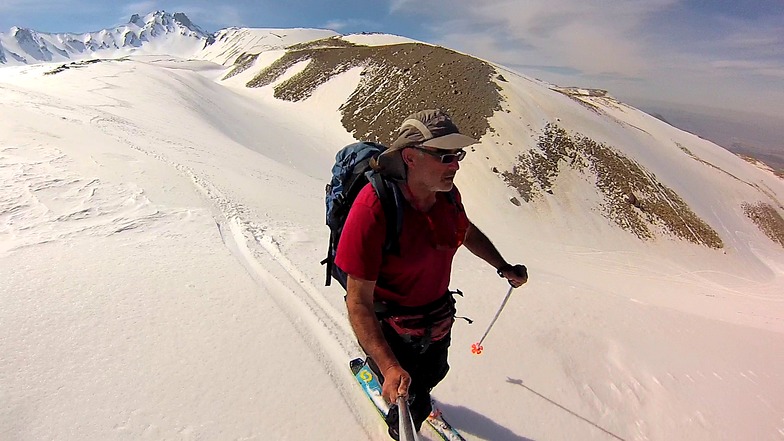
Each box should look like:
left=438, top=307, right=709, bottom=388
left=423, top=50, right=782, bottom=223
left=0, top=11, right=211, bottom=65
left=642, top=102, right=784, bottom=175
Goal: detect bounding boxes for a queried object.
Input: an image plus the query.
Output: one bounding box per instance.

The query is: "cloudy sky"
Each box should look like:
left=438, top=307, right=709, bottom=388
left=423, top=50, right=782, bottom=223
left=1, top=0, right=783, bottom=127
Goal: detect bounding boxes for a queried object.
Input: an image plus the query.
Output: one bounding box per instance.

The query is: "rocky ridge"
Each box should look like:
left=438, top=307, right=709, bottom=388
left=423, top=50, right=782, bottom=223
left=231, top=37, right=775, bottom=249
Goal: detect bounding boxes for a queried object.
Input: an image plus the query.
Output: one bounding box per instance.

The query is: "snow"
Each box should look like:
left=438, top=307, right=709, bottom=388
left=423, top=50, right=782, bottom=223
left=341, top=33, right=421, bottom=46
left=199, top=28, right=340, bottom=65
left=1, top=47, right=783, bottom=441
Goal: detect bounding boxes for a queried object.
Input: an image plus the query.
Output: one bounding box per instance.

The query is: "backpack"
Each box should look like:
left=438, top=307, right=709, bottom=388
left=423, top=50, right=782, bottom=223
left=321, top=141, right=404, bottom=288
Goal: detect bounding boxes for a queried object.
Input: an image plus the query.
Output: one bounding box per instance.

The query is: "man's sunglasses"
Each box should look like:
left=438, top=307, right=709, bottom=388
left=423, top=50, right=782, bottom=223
left=415, top=147, right=467, bottom=164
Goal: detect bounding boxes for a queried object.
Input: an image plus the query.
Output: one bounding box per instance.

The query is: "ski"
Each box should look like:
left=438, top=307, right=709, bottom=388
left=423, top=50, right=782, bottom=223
left=351, top=357, right=390, bottom=417
left=350, top=358, right=467, bottom=441
left=424, top=405, right=466, bottom=441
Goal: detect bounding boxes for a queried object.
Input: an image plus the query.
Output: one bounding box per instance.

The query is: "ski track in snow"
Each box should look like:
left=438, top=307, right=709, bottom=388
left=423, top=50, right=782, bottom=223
left=0, top=75, right=447, bottom=439
left=82, top=110, right=406, bottom=440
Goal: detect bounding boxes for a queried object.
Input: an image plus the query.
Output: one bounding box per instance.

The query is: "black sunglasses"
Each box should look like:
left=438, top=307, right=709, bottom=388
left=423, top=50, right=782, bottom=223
left=415, top=147, right=466, bottom=164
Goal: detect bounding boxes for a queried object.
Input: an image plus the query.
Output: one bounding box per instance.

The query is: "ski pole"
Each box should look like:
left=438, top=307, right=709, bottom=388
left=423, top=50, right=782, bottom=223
left=471, top=285, right=514, bottom=355
left=397, top=395, right=419, bottom=441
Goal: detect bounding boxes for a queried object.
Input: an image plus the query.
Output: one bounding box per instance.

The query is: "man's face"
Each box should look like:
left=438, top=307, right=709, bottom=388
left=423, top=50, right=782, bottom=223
left=407, top=146, right=465, bottom=192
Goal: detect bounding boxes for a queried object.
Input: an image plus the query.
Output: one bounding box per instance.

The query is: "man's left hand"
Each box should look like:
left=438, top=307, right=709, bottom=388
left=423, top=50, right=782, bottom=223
left=498, top=264, right=528, bottom=288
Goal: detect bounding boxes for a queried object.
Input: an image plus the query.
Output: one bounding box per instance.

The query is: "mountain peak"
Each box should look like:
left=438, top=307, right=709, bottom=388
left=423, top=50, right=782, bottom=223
left=10, top=26, right=29, bottom=36
left=127, top=11, right=209, bottom=39
left=172, top=12, right=196, bottom=30
left=0, top=10, right=213, bottom=66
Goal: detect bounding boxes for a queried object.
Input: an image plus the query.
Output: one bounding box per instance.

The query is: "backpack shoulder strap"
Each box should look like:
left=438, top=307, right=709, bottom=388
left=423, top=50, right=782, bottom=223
left=367, top=171, right=403, bottom=255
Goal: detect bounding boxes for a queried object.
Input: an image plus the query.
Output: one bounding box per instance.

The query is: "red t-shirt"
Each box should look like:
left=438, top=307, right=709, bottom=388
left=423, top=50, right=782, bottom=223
left=335, top=183, right=469, bottom=307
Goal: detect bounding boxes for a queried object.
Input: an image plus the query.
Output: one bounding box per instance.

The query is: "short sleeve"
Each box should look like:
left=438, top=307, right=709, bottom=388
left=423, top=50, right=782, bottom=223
left=334, top=185, right=386, bottom=281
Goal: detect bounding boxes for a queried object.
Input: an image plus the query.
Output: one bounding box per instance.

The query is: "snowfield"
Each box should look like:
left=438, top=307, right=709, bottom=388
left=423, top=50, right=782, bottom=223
left=1, top=35, right=783, bottom=441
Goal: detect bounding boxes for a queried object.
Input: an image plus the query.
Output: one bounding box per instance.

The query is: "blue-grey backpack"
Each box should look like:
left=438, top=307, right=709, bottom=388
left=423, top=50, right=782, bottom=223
left=322, top=141, right=404, bottom=288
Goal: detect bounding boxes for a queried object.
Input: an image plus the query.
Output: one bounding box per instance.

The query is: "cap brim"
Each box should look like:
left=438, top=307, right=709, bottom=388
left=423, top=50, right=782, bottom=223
left=421, top=133, right=479, bottom=150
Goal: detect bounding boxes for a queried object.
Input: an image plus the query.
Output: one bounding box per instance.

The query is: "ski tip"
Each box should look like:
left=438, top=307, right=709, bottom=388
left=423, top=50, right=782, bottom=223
left=349, top=357, right=366, bottom=374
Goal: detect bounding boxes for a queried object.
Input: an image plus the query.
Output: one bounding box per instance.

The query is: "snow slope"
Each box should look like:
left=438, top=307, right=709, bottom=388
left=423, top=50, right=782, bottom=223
left=200, top=27, right=340, bottom=65
left=1, top=33, right=783, bottom=441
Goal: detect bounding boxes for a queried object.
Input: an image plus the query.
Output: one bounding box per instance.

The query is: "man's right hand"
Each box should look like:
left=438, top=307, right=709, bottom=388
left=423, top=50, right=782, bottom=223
left=345, top=275, right=411, bottom=403
left=381, top=364, right=411, bottom=403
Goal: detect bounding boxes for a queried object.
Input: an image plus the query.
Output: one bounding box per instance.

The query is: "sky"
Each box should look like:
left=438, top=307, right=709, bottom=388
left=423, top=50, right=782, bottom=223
left=1, top=40, right=783, bottom=440
left=0, top=0, right=782, bottom=126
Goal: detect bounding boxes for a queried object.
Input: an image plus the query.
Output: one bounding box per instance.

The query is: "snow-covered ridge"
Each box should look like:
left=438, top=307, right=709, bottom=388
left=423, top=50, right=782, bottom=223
left=0, top=11, right=211, bottom=66
left=198, top=27, right=339, bottom=66
left=0, top=11, right=342, bottom=68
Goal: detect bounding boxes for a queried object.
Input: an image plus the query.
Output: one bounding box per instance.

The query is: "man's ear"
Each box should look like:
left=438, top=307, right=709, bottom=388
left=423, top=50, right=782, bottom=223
left=401, top=148, right=416, bottom=166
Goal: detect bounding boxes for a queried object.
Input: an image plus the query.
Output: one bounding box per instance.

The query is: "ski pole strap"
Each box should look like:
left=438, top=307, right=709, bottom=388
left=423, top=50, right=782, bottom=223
left=476, top=286, right=514, bottom=347
left=397, top=396, right=419, bottom=441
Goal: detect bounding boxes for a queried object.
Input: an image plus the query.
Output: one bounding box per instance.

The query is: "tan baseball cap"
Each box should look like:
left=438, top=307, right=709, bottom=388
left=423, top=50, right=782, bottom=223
left=375, top=109, right=478, bottom=180
left=390, top=109, right=479, bottom=150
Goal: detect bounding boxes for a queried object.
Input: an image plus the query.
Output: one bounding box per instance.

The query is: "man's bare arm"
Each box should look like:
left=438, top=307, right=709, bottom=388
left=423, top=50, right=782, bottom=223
left=345, top=274, right=411, bottom=402
left=463, top=222, right=528, bottom=287
left=463, top=222, right=507, bottom=270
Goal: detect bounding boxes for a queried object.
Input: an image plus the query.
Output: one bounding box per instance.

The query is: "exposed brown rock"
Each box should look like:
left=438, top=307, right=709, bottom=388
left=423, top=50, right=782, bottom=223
left=503, top=124, right=724, bottom=248
left=223, top=52, right=260, bottom=80
left=44, top=58, right=112, bottom=75
left=742, top=202, right=784, bottom=248
left=246, top=39, right=502, bottom=145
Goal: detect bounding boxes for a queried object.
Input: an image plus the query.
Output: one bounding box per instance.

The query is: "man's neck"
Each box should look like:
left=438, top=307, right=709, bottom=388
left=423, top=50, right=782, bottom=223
left=402, top=180, right=437, bottom=212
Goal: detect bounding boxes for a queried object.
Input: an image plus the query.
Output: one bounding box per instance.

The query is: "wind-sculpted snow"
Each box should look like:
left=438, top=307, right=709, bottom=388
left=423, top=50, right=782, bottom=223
left=0, top=145, right=188, bottom=254
left=201, top=28, right=339, bottom=66
left=503, top=124, right=724, bottom=248
left=245, top=38, right=502, bottom=145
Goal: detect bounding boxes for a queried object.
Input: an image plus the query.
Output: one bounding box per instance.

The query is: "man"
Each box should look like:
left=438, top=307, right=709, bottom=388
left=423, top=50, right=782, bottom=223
left=335, top=109, right=527, bottom=438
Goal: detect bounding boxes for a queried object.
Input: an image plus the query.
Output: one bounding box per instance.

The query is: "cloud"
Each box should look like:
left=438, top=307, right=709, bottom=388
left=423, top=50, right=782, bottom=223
left=397, top=0, right=678, bottom=77
left=321, top=18, right=381, bottom=32
left=711, top=60, right=784, bottom=78
left=391, top=0, right=784, bottom=117
left=718, top=22, right=784, bottom=60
